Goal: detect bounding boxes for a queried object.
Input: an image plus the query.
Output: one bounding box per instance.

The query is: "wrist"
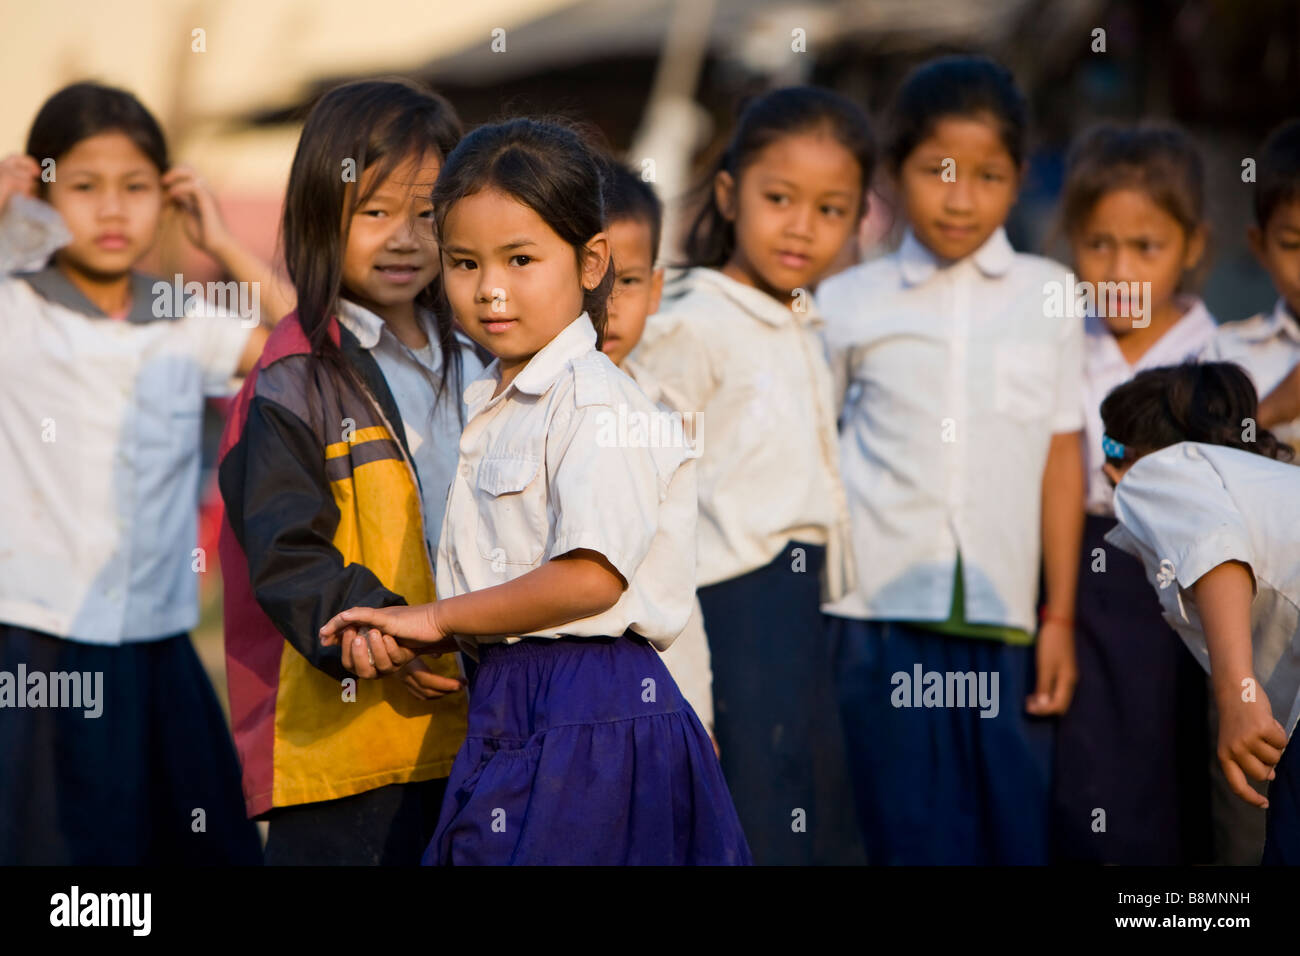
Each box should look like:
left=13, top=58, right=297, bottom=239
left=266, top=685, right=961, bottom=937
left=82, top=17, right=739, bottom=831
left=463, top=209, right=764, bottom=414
left=1038, top=606, right=1074, bottom=628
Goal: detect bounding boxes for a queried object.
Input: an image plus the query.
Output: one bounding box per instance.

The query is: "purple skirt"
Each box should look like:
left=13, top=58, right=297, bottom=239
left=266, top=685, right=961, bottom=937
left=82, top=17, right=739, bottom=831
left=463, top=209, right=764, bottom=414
left=424, top=631, right=752, bottom=865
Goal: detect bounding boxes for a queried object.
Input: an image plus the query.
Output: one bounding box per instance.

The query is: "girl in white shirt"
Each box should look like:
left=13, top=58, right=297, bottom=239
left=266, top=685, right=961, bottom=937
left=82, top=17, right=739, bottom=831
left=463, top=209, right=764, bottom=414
left=1100, top=362, right=1299, bottom=864
left=318, top=118, right=750, bottom=865
left=818, top=55, right=1084, bottom=864
left=630, top=86, right=875, bottom=865
left=1053, top=125, right=1217, bottom=864
left=0, top=82, right=285, bottom=863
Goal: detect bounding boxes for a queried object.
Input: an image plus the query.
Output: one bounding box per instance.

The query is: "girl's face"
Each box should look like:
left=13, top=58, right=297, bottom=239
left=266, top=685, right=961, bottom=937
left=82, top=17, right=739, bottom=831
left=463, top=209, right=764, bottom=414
left=440, top=186, right=608, bottom=381
left=715, top=129, right=862, bottom=304
left=1072, top=187, right=1204, bottom=336
left=898, top=113, right=1020, bottom=262
left=46, top=131, right=163, bottom=279
left=341, top=151, right=441, bottom=323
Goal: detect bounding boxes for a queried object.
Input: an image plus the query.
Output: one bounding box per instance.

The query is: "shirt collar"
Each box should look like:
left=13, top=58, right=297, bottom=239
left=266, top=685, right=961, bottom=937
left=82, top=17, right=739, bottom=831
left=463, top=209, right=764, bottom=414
left=337, top=298, right=444, bottom=370
left=1252, top=298, right=1300, bottom=344
left=20, top=266, right=170, bottom=324
left=898, top=226, right=1016, bottom=286
left=688, top=267, right=823, bottom=328
left=463, top=311, right=597, bottom=413
left=1085, top=295, right=1218, bottom=373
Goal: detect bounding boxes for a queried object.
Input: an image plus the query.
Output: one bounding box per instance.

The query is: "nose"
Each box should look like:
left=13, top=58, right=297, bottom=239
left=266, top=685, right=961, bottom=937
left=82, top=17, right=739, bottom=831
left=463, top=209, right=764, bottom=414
left=786, top=201, right=815, bottom=241
left=943, top=171, right=975, bottom=213
left=99, top=185, right=127, bottom=218
left=385, top=215, right=420, bottom=251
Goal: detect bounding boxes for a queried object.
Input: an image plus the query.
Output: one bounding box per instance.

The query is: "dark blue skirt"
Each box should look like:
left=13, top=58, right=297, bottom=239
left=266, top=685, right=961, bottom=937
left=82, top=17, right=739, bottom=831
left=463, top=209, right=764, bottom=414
left=696, top=540, right=865, bottom=865
left=0, top=622, right=262, bottom=865
left=1263, top=732, right=1300, bottom=864
left=424, top=631, right=751, bottom=865
left=1052, top=514, right=1212, bottom=864
left=829, top=616, right=1054, bottom=865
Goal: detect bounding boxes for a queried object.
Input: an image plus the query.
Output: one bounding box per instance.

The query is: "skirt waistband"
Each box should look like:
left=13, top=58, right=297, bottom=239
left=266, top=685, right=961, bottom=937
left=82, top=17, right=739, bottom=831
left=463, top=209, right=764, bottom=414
left=476, top=630, right=642, bottom=664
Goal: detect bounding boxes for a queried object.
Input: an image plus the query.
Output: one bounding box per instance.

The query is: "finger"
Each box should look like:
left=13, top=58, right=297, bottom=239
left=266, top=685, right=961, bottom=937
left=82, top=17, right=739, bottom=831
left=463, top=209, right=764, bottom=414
left=350, top=634, right=377, bottom=679
left=1221, top=756, right=1269, bottom=809
left=378, top=633, right=416, bottom=669
left=402, top=676, right=434, bottom=700
left=1234, top=749, right=1275, bottom=783
left=1265, top=720, right=1289, bottom=750
left=367, top=629, right=398, bottom=674
left=339, top=629, right=355, bottom=671
left=407, top=670, right=466, bottom=693
left=1248, top=735, right=1285, bottom=768
left=320, top=607, right=377, bottom=640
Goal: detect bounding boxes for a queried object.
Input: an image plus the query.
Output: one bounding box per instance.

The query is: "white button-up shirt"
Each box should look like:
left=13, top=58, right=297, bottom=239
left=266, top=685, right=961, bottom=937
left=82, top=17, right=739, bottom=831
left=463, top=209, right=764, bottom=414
left=1105, top=442, right=1300, bottom=736
left=336, top=300, right=485, bottom=559
left=0, top=268, right=252, bottom=644
left=1201, top=298, right=1300, bottom=449
left=624, top=356, right=714, bottom=733
left=818, top=227, right=1084, bottom=632
left=1083, top=297, right=1218, bottom=514
left=631, top=267, right=855, bottom=600
left=436, top=312, right=698, bottom=656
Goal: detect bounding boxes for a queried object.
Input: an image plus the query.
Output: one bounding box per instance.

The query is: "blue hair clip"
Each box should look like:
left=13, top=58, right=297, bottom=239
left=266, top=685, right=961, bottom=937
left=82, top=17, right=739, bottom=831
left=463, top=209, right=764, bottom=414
left=1102, top=434, right=1127, bottom=460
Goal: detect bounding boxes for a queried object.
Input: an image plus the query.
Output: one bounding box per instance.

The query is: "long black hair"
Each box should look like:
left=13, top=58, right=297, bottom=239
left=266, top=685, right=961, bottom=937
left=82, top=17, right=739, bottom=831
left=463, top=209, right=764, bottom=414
left=431, top=117, right=615, bottom=345
left=1101, top=362, right=1294, bottom=463
left=26, top=82, right=169, bottom=195
left=282, top=78, right=464, bottom=411
left=682, top=86, right=875, bottom=269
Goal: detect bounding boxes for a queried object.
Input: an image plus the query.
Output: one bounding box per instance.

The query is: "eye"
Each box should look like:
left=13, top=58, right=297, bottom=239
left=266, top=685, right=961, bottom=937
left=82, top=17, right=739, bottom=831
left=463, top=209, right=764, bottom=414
left=126, top=182, right=151, bottom=192
left=981, top=171, right=1005, bottom=183
left=1279, top=240, right=1300, bottom=251
left=72, top=182, right=94, bottom=191
left=362, top=207, right=387, bottom=218
left=510, top=254, right=532, bottom=266
left=620, top=275, right=641, bottom=285
left=821, top=205, right=846, bottom=218
left=765, top=193, right=790, bottom=206
left=449, top=257, right=476, bottom=271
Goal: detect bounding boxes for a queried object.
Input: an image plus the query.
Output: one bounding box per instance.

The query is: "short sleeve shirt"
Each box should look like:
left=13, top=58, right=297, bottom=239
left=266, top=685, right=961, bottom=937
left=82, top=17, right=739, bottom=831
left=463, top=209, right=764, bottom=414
left=1105, top=442, right=1300, bottom=736
left=436, top=312, right=698, bottom=656
left=817, top=227, right=1084, bottom=633
left=0, top=267, right=252, bottom=643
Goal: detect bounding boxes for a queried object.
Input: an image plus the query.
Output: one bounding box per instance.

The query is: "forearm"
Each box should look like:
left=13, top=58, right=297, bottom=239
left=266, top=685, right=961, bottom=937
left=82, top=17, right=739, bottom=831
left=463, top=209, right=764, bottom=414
left=1040, top=431, right=1085, bottom=618
left=1259, top=363, right=1300, bottom=428
left=436, top=552, right=623, bottom=638
left=1192, top=561, right=1257, bottom=701
left=208, top=233, right=295, bottom=327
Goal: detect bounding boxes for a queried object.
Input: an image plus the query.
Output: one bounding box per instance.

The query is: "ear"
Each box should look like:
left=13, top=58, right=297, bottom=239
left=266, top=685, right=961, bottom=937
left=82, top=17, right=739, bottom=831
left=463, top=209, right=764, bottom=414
left=1246, top=223, right=1267, bottom=266
left=713, top=169, right=737, bottom=223
left=648, top=266, right=665, bottom=316
left=580, top=231, right=610, bottom=292
left=1182, top=224, right=1208, bottom=273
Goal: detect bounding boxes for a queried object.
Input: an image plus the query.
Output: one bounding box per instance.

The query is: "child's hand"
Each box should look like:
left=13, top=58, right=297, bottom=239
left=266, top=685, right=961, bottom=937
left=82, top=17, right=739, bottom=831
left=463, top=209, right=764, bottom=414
left=320, top=602, right=457, bottom=672
left=396, top=657, right=467, bottom=700
left=0, top=155, right=40, bottom=216
left=162, top=165, right=234, bottom=256
left=1025, top=618, right=1077, bottom=716
left=1216, top=684, right=1287, bottom=809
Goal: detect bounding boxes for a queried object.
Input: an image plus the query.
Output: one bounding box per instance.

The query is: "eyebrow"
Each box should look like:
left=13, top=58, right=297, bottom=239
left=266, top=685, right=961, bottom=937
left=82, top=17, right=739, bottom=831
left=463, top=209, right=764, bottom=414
left=759, top=176, right=855, bottom=200
left=441, top=238, right=538, bottom=255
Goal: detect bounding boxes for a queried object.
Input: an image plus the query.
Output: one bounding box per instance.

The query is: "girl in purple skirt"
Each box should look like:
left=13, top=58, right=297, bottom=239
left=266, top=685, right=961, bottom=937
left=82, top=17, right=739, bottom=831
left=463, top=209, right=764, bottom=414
left=319, top=117, right=751, bottom=866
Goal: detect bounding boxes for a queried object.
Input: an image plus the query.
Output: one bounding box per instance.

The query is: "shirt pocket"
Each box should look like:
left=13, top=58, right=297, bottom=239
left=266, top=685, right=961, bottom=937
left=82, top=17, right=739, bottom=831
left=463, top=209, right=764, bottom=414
left=992, top=343, right=1057, bottom=422
left=475, top=454, right=546, bottom=567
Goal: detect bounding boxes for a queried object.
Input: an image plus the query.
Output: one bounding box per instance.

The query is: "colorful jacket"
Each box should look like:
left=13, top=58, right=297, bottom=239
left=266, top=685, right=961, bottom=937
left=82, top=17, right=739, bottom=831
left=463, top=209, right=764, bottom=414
left=218, top=312, right=467, bottom=818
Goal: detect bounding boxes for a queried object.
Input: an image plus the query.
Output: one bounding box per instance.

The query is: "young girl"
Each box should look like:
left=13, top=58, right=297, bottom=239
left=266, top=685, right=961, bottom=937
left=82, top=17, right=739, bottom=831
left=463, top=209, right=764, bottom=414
left=817, top=55, right=1083, bottom=864
left=1100, top=363, right=1299, bottom=864
left=318, top=117, right=751, bottom=866
left=0, top=82, right=283, bottom=863
left=218, top=79, right=483, bottom=864
left=1052, top=124, right=1216, bottom=864
left=629, top=86, right=873, bottom=865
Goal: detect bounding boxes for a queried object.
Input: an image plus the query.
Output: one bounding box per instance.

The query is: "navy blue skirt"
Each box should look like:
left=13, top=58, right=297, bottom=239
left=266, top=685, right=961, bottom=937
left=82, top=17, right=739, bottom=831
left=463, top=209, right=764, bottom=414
left=0, top=622, right=262, bottom=865
left=829, top=616, right=1054, bottom=865
left=424, top=631, right=751, bottom=865
left=1052, top=515, right=1212, bottom=864
left=696, top=541, right=866, bottom=865
left=1263, top=733, right=1300, bottom=864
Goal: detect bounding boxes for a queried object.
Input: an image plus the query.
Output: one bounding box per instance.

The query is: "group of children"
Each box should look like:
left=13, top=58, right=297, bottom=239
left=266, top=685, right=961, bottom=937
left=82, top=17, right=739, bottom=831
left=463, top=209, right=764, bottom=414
left=2, top=52, right=1299, bottom=866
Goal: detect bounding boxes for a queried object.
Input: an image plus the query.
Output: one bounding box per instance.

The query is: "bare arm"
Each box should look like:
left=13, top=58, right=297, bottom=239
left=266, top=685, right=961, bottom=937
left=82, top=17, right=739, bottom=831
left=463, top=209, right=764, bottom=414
left=1259, top=362, right=1300, bottom=429
left=1027, top=429, right=1084, bottom=715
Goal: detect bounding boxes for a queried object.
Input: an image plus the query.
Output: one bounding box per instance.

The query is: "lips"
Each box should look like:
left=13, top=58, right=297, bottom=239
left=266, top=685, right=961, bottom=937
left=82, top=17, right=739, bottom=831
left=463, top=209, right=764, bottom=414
left=776, top=250, right=811, bottom=269
left=95, top=233, right=128, bottom=250
left=479, top=316, right=517, bottom=334
left=376, top=264, right=419, bottom=284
